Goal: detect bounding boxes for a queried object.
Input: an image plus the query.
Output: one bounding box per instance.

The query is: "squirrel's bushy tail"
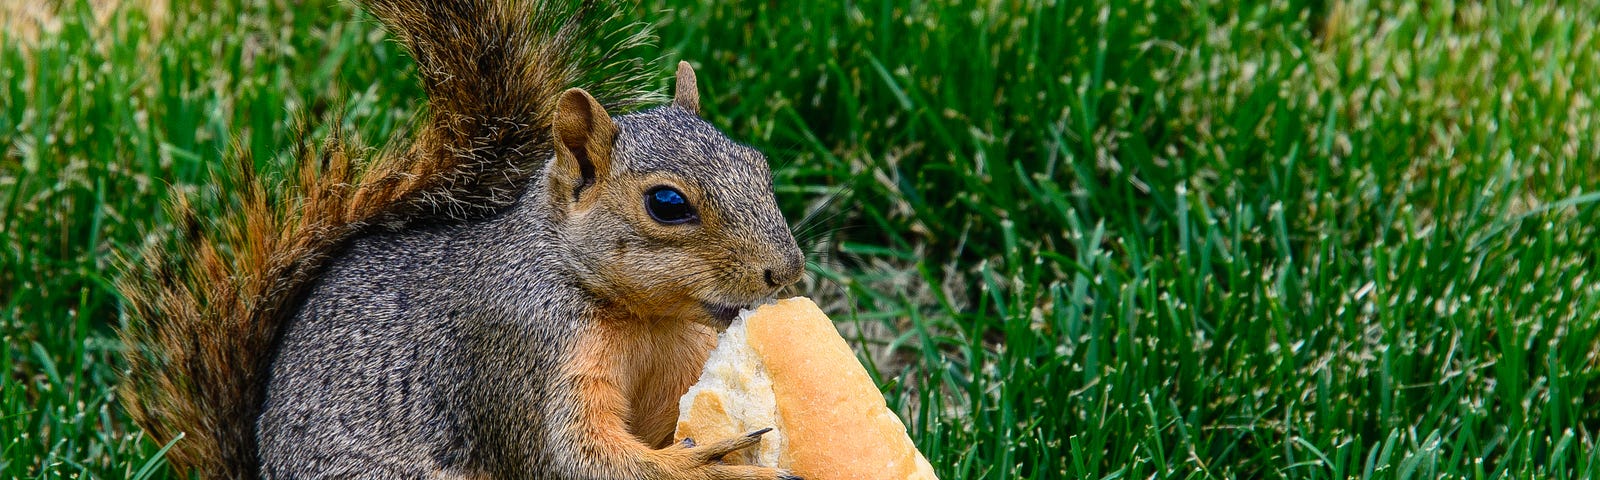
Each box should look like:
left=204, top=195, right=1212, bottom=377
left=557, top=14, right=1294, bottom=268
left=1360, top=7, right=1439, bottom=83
left=118, top=1, right=659, bottom=478
left=356, top=0, right=660, bottom=218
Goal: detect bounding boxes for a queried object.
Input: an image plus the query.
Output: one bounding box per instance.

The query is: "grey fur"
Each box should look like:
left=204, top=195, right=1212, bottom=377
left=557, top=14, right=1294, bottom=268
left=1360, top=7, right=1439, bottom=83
left=257, top=104, right=804, bottom=479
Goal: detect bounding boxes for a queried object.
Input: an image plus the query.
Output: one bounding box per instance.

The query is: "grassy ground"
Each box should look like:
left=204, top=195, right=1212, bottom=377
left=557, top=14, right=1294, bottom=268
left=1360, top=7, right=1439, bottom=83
left=4, top=0, right=1600, bottom=478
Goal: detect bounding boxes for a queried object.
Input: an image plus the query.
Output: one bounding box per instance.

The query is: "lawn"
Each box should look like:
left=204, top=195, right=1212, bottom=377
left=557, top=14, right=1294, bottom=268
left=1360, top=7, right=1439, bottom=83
left=4, top=0, right=1600, bottom=478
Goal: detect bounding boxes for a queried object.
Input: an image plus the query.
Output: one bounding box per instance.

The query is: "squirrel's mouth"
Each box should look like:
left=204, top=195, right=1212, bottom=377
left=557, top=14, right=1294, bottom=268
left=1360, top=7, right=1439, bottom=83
left=700, top=302, right=747, bottom=329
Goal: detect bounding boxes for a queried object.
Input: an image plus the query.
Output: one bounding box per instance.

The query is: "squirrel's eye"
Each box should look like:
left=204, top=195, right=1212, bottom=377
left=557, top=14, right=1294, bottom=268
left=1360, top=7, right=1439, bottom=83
left=645, top=186, right=697, bottom=224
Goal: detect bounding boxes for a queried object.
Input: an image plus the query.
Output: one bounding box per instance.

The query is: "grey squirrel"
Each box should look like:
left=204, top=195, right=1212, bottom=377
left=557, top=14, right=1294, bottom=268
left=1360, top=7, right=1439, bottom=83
left=118, top=0, right=806, bottom=478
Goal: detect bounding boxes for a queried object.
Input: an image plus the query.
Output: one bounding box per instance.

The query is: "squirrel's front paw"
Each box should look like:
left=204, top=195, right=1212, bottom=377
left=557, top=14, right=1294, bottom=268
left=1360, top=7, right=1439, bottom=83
left=651, top=428, right=800, bottom=480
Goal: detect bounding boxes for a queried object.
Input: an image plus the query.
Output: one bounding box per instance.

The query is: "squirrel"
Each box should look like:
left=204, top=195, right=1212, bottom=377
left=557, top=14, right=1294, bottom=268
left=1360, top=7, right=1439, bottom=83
left=117, top=0, right=806, bottom=479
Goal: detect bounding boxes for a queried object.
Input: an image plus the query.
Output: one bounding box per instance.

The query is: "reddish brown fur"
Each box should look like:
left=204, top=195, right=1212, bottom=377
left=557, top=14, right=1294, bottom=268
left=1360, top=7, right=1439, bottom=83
left=567, top=313, right=718, bottom=448
left=563, top=317, right=783, bottom=480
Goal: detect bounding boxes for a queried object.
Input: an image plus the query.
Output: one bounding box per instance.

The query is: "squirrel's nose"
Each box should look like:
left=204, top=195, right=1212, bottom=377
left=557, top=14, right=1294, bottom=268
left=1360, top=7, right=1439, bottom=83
left=763, top=253, right=805, bottom=289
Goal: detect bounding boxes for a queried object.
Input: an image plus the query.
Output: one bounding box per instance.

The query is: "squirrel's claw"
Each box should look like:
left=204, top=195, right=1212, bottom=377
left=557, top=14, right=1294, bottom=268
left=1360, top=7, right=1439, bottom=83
left=656, top=428, right=795, bottom=479
left=690, top=429, right=768, bottom=463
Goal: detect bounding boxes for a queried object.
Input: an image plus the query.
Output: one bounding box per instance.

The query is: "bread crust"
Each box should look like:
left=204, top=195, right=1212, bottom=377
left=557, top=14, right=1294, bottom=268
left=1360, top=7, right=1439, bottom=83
left=677, top=297, right=938, bottom=479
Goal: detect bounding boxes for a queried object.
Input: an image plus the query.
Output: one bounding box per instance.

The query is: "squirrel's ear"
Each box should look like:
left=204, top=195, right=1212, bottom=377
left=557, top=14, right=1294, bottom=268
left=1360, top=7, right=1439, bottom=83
left=553, top=88, right=617, bottom=202
left=673, top=61, right=700, bottom=116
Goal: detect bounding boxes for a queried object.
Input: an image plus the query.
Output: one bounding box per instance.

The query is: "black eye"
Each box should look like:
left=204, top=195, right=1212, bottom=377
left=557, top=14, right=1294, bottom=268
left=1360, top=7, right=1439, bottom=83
left=645, top=186, right=697, bottom=224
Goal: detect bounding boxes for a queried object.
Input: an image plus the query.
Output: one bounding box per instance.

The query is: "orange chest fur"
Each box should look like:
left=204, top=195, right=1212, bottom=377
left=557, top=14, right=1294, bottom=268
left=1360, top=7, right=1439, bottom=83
left=568, top=314, right=718, bottom=446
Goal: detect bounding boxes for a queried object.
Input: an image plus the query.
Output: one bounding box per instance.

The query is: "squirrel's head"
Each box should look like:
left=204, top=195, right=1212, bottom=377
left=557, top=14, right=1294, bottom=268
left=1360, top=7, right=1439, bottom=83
left=541, top=62, right=804, bottom=328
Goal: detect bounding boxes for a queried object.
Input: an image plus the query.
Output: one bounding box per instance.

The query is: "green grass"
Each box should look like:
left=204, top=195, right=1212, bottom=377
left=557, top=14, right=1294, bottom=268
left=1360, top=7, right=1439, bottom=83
left=4, top=0, right=1600, bottom=478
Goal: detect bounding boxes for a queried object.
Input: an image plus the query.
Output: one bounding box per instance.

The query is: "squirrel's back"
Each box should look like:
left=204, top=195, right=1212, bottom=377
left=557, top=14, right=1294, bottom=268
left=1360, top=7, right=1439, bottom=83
left=117, top=1, right=660, bottom=477
left=255, top=219, right=566, bottom=477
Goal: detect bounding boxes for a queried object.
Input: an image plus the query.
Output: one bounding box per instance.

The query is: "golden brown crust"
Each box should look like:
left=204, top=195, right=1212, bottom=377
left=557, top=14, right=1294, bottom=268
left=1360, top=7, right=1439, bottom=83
left=748, top=297, right=936, bottom=480
left=678, top=297, right=937, bottom=479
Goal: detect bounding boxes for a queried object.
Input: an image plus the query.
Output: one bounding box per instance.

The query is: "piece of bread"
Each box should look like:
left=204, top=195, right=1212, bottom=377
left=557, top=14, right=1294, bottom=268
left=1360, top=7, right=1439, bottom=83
left=675, top=297, right=938, bottom=479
